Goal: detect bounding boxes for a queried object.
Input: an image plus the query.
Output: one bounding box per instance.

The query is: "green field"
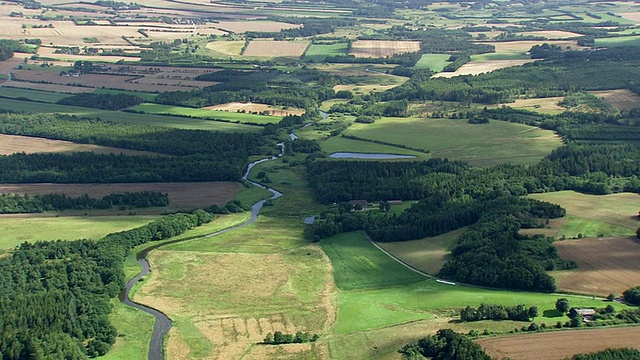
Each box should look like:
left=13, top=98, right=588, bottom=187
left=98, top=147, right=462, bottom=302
left=0, top=98, right=262, bottom=132
left=129, top=103, right=282, bottom=124
left=341, top=117, right=562, bottom=167
left=0, top=87, right=69, bottom=103
left=414, top=54, right=451, bottom=71
left=377, top=227, right=466, bottom=275
left=325, top=231, right=626, bottom=335
left=319, top=231, right=426, bottom=291
left=0, top=215, right=158, bottom=255
left=528, top=191, right=639, bottom=238
left=595, top=35, right=640, bottom=47
left=304, top=43, right=349, bottom=61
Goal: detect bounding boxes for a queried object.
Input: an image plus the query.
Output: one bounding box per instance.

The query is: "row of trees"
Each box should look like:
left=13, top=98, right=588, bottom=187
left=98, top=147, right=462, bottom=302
left=460, top=303, right=538, bottom=322
left=0, top=210, right=214, bottom=358
left=0, top=191, right=169, bottom=213
left=57, top=93, right=144, bottom=110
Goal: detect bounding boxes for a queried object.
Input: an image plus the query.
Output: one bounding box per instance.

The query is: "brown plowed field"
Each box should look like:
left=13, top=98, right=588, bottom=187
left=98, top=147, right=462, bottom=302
left=478, top=327, right=640, bottom=360
left=590, top=89, right=640, bottom=111
left=0, top=182, right=241, bottom=211
left=553, top=236, right=640, bottom=296
left=0, top=134, right=162, bottom=156
left=349, top=40, right=421, bottom=58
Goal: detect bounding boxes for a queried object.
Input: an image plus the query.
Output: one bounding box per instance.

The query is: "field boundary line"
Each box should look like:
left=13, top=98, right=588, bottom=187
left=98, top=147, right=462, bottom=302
left=365, top=233, right=433, bottom=279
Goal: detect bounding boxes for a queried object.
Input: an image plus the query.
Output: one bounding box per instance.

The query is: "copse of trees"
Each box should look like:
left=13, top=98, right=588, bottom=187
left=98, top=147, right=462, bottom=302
left=262, top=331, right=319, bottom=345
left=570, top=348, right=640, bottom=360
left=0, top=210, right=214, bottom=358
left=399, top=329, right=492, bottom=360
left=460, top=303, right=538, bottom=322
left=57, top=93, right=144, bottom=110
left=623, top=286, right=640, bottom=305
left=0, top=191, right=169, bottom=213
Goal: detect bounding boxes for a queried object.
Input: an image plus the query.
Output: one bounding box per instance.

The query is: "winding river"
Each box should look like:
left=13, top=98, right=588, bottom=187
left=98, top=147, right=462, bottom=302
left=120, top=140, right=287, bottom=360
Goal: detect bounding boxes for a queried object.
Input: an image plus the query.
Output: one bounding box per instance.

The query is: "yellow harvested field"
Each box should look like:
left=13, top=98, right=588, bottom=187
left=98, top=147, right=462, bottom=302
left=204, top=102, right=305, bottom=116
left=349, top=40, right=421, bottom=58
left=243, top=41, right=309, bottom=57
left=520, top=30, right=582, bottom=39
left=479, top=40, right=585, bottom=53
left=433, top=59, right=533, bottom=78
left=590, top=89, right=640, bottom=111
left=205, top=40, right=245, bottom=56
left=554, top=236, right=640, bottom=296
left=0, top=134, right=162, bottom=156
left=333, top=83, right=401, bottom=95
left=478, top=327, right=640, bottom=360
left=214, top=21, right=300, bottom=33
left=496, top=97, right=566, bottom=114
left=0, top=182, right=242, bottom=211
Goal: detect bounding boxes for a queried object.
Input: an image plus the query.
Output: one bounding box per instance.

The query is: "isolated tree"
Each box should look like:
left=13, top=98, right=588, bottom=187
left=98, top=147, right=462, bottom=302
left=556, top=298, right=570, bottom=313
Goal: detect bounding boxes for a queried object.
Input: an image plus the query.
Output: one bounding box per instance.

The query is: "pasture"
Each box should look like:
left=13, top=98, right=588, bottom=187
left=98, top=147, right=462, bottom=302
left=478, top=327, right=640, bottom=360
left=0, top=182, right=242, bottom=212
left=527, top=191, right=639, bottom=238
left=0, top=98, right=263, bottom=132
left=590, top=89, right=640, bottom=111
left=243, top=41, right=310, bottom=57
left=319, top=231, right=426, bottom=291
left=376, top=228, right=466, bottom=276
left=130, top=103, right=283, bottom=124
left=595, top=35, right=640, bottom=47
left=0, top=87, right=68, bottom=103
left=0, top=215, right=158, bottom=254
left=303, top=43, right=349, bottom=61
left=413, top=54, right=451, bottom=72
left=341, top=117, right=562, bottom=167
left=319, top=136, right=427, bottom=159
left=325, top=230, right=617, bottom=336
left=553, top=236, right=640, bottom=296
left=0, top=134, right=161, bottom=156
left=349, top=40, right=421, bottom=58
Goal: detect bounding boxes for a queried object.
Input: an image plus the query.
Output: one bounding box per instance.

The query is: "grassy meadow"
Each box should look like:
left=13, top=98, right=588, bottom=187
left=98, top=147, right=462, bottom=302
left=304, top=43, right=349, bottom=61
left=0, top=215, right=158, bottom=255
left=0, top=87, right=69, bottom=103
left=129, top=103, right=283, bottom=124
left=341, top=117, right=562, bottom=167
left=413, top=54, right=451, bottom=71
left=527, top=191, right=640, bottom=238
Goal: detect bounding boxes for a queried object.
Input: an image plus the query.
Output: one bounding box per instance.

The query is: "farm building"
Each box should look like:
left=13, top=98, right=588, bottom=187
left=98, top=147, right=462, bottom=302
left=571, top=308, right=596, bottom=322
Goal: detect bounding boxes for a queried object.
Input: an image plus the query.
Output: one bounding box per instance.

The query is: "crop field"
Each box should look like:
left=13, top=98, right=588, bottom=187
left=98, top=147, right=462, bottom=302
left=342, top=117, right=562, bottom=167
left=620, top=12, right=640, bottom=23
left=0, top=98, right=263, bottom=132
left=204, top=102, right=305, bottom=117
left=213, top=20, right=300, bottom=34
left=0, top=56, right=23, bottom=75
left=553, top=236, right=640, bottom=296
left=413, top=54, right=451, bottom=72
left=590, top=89, right=640, bottom=111
left=527, top=191, right=639, bottom=238
left=478, top=327, right=640, bottom=360
left=349, top=40, right=421, bottom=58
left=495, top=97, right=567, bottom=115
left=480, top=40, right=584, bottom=54
left=0, top=215, right=158, bottom=255
left=133, top=215, right=334, bottom=359
left=0, top=182, right=242, bottom=212
left=2, top=82, right=95, bottom=93
left=376, top=228, right=466, bottom=276
left=204, top=40, right=244, bottom=56
left=131, top=103, right=282, bottom=123
left=432, top=59, right=534, bottom=78
left=303, top=43, right=349, bottom=61
left=520, top=30, right=582, bottom=39
left=243, top=41, right=310, bottom=57
left=0, top=134, right=164, bottom=156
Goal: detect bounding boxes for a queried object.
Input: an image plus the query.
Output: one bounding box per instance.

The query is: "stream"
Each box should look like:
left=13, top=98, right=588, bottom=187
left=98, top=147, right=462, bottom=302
left=120, top=139, right=288, bottom=360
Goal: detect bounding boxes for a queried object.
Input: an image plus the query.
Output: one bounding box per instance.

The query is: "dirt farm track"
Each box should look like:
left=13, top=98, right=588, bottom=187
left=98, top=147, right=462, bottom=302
left=478, top=327, right=640, bottom=360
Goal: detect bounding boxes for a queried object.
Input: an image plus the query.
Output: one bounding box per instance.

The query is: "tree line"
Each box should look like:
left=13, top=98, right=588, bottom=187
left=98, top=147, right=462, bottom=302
left=57, top=93, right=144, bottom=110
left=0, top=191, right=169, bottom=213
left=0, top=210, right=214, bottom=358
